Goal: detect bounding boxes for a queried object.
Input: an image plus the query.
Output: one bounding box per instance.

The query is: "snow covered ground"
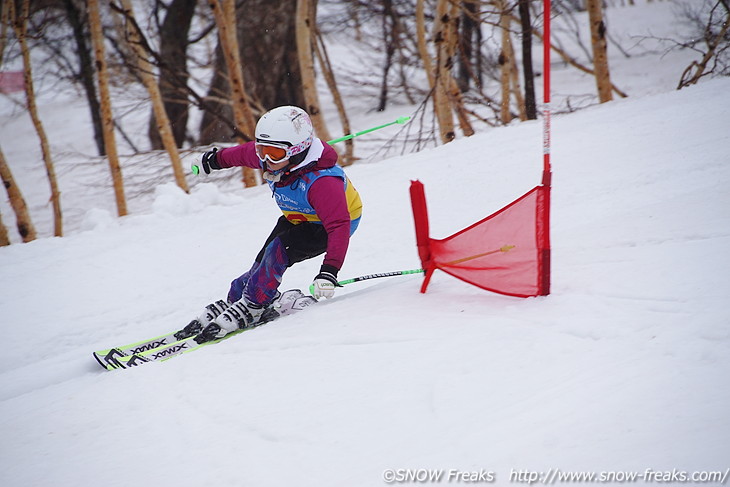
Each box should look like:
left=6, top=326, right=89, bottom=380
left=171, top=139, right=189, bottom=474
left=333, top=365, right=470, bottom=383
left=1, top=1, right=729, bottom=486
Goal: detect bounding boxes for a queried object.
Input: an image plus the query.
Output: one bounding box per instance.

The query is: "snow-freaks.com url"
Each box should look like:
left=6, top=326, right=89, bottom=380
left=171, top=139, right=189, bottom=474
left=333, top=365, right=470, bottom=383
left=381, top=468, right=730, bottom=484
left=509, top=468, right=730, bottom=484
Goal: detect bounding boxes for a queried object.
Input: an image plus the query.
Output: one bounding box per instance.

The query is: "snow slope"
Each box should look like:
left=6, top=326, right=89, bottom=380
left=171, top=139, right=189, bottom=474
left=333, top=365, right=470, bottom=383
left=2, top=0, right=730, bottom=484
left=1, top=76, right=729, bottom=486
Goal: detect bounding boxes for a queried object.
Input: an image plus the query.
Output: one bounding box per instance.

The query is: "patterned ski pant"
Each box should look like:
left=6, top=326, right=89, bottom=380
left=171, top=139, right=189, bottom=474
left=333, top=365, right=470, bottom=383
left=227, top=216, right=331, bottom=305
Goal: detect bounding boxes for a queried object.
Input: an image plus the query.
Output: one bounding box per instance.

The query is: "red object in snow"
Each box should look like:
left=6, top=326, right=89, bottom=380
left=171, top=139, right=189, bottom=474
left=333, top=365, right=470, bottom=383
left=0, top=71, right=25, bottom=94
left=409, top=180, right=550, bottom=298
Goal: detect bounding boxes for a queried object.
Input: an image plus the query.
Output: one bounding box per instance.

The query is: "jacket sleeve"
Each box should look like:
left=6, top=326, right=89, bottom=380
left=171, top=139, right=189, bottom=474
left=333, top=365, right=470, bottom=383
left=215, top=142, right=262, bottom=170
left=307, top=176, right=352, bottom=272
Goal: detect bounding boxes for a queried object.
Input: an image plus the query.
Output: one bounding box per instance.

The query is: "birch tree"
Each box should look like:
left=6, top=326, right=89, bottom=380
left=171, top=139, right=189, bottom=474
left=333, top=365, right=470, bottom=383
left=416, top=0, right=435, bottom=92
left=0, top=146, right=37, bottom=243
left=444, top=1, right=475, bottom=136
left=208, top=0, right=259, bottom=188
left=428, top=0, right=456, bottom=143
left=415, top=0, right=474, bottom=143
left=0, top=210, right=9, bottom=246
left=313, top=30, right=354, bottom=166
left=88, top=0, right=127, bottom=216
left=587, top=0, right=613, bottom=102
left=114, top=0, right=189, bottom=192
left=10, top=0, right=63, bottom=236
left=296, top=0, right=335, bottom=144
left=498, top=0, right=514, bottom=124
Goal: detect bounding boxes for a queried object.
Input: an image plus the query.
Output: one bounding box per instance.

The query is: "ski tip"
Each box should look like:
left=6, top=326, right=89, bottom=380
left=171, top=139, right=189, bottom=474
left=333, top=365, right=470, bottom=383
left=93, top=348, right=131, bottom=371
left=92, top=352, right=116, bottom=371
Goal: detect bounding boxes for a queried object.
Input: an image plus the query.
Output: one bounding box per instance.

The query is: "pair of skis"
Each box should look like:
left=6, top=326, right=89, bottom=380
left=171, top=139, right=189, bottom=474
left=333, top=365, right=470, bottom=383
left=93, top=269, right=425, bottom=371
left=93, top=289, right=316, bottom=371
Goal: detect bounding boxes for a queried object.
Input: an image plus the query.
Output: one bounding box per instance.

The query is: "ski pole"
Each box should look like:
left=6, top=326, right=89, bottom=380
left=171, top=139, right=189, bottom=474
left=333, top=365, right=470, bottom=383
left=309, top=268, right=425, bottom=295
left=326, top=116, right=411, bottom=145
left=192, top=116, right=411, bottom=175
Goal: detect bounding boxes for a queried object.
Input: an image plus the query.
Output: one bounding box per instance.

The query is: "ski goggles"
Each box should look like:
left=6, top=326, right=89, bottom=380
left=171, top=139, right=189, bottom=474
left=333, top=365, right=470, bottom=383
left=255, top=142, right=291, bottom=163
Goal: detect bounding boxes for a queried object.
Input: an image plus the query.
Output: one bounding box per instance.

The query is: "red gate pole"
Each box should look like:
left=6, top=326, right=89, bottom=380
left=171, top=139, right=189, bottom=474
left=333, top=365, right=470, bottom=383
left=543, top=0, right=552, bottom=181
left=539, top=0, right=552, bottom=295
left=409, top=180, right=436, bottom=293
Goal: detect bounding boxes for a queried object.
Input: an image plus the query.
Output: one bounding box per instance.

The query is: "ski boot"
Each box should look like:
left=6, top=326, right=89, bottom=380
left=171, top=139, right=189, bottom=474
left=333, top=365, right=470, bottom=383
left=174, top=299, right=231, bottom=340
left=195, top=294, right=280, bottom=344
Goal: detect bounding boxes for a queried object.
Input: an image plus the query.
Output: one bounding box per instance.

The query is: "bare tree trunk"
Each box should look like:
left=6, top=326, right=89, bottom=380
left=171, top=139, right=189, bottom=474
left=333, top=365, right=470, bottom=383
left=507, top=32, right=526, bottom=121
left=431, top=0, right=456, bottom=143
left=678, top=4, right=730, bottom=89
left=0, top=146, right=37, bottom=243
left=62, top=0, right=105, bottom=156
left=475, top=14, right=484, bottom=89
left=496, top=0, right=526, bottom=121
left=296, top=0, right=335, bottom=144
left=198, top=0, right=306, bottom=145
left=0, top=210, right=9, bottom=246
left=457, top=0, right=477, bottom=93
left=88, top=0, right=127, bottom=217
left=377, top=0, right=396, bottom=113
left=116, top=0, right=189, bottom=193
left=416, top=0, right=435, bottom=89
left=11, top=0, right=63, bottom=237
left=587, top=0, right=613, bottom=102
left=313, top=30, right=354, bottom=166
left=208, top=0, right=258, bottom=187
left=498, top=0, right=513, bottom=124
left=415, top=0, right=438, bottom=142
left=518, top=0, right=537, bottom=120
left=148, top=0, right=196, bottom=149
left=198, top=42, right=237, bottom=145
left=0, top=1, right=9, bottom=65
left=445, top=1, right=474, bottom=136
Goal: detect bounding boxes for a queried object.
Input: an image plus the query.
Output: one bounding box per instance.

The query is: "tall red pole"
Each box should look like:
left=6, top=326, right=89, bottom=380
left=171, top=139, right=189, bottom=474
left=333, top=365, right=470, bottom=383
left=539, top=0, right=552, bottom=295
left=543, top=0, right=551, bottom=181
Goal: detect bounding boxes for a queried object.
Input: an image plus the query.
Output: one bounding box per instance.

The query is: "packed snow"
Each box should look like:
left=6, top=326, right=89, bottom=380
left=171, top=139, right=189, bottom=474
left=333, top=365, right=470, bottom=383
left=1, top=1, right=729, bottom=486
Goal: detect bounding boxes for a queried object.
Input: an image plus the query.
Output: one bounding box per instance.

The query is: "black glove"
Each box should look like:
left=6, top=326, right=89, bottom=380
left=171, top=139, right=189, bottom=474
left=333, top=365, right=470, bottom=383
left=200, top=148, right=221, bottom=174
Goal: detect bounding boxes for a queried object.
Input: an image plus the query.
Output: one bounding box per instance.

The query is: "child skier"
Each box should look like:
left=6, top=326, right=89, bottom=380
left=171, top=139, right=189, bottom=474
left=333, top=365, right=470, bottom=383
left=191, top=106, right=362, bottom=342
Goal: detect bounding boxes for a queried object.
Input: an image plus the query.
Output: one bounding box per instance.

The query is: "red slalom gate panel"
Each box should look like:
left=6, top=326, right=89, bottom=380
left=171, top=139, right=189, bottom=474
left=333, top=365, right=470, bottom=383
left=410, top=181, right=550, bottom=297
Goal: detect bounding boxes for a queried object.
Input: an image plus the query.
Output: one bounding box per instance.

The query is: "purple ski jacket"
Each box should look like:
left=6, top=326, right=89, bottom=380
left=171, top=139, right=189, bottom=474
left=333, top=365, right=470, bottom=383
left=216, top=140, right=362, bottom=271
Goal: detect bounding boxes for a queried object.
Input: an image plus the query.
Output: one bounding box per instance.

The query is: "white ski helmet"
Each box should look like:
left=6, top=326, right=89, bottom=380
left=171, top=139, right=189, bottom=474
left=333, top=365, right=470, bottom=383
left=255, top=106, right=314, bottom=159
